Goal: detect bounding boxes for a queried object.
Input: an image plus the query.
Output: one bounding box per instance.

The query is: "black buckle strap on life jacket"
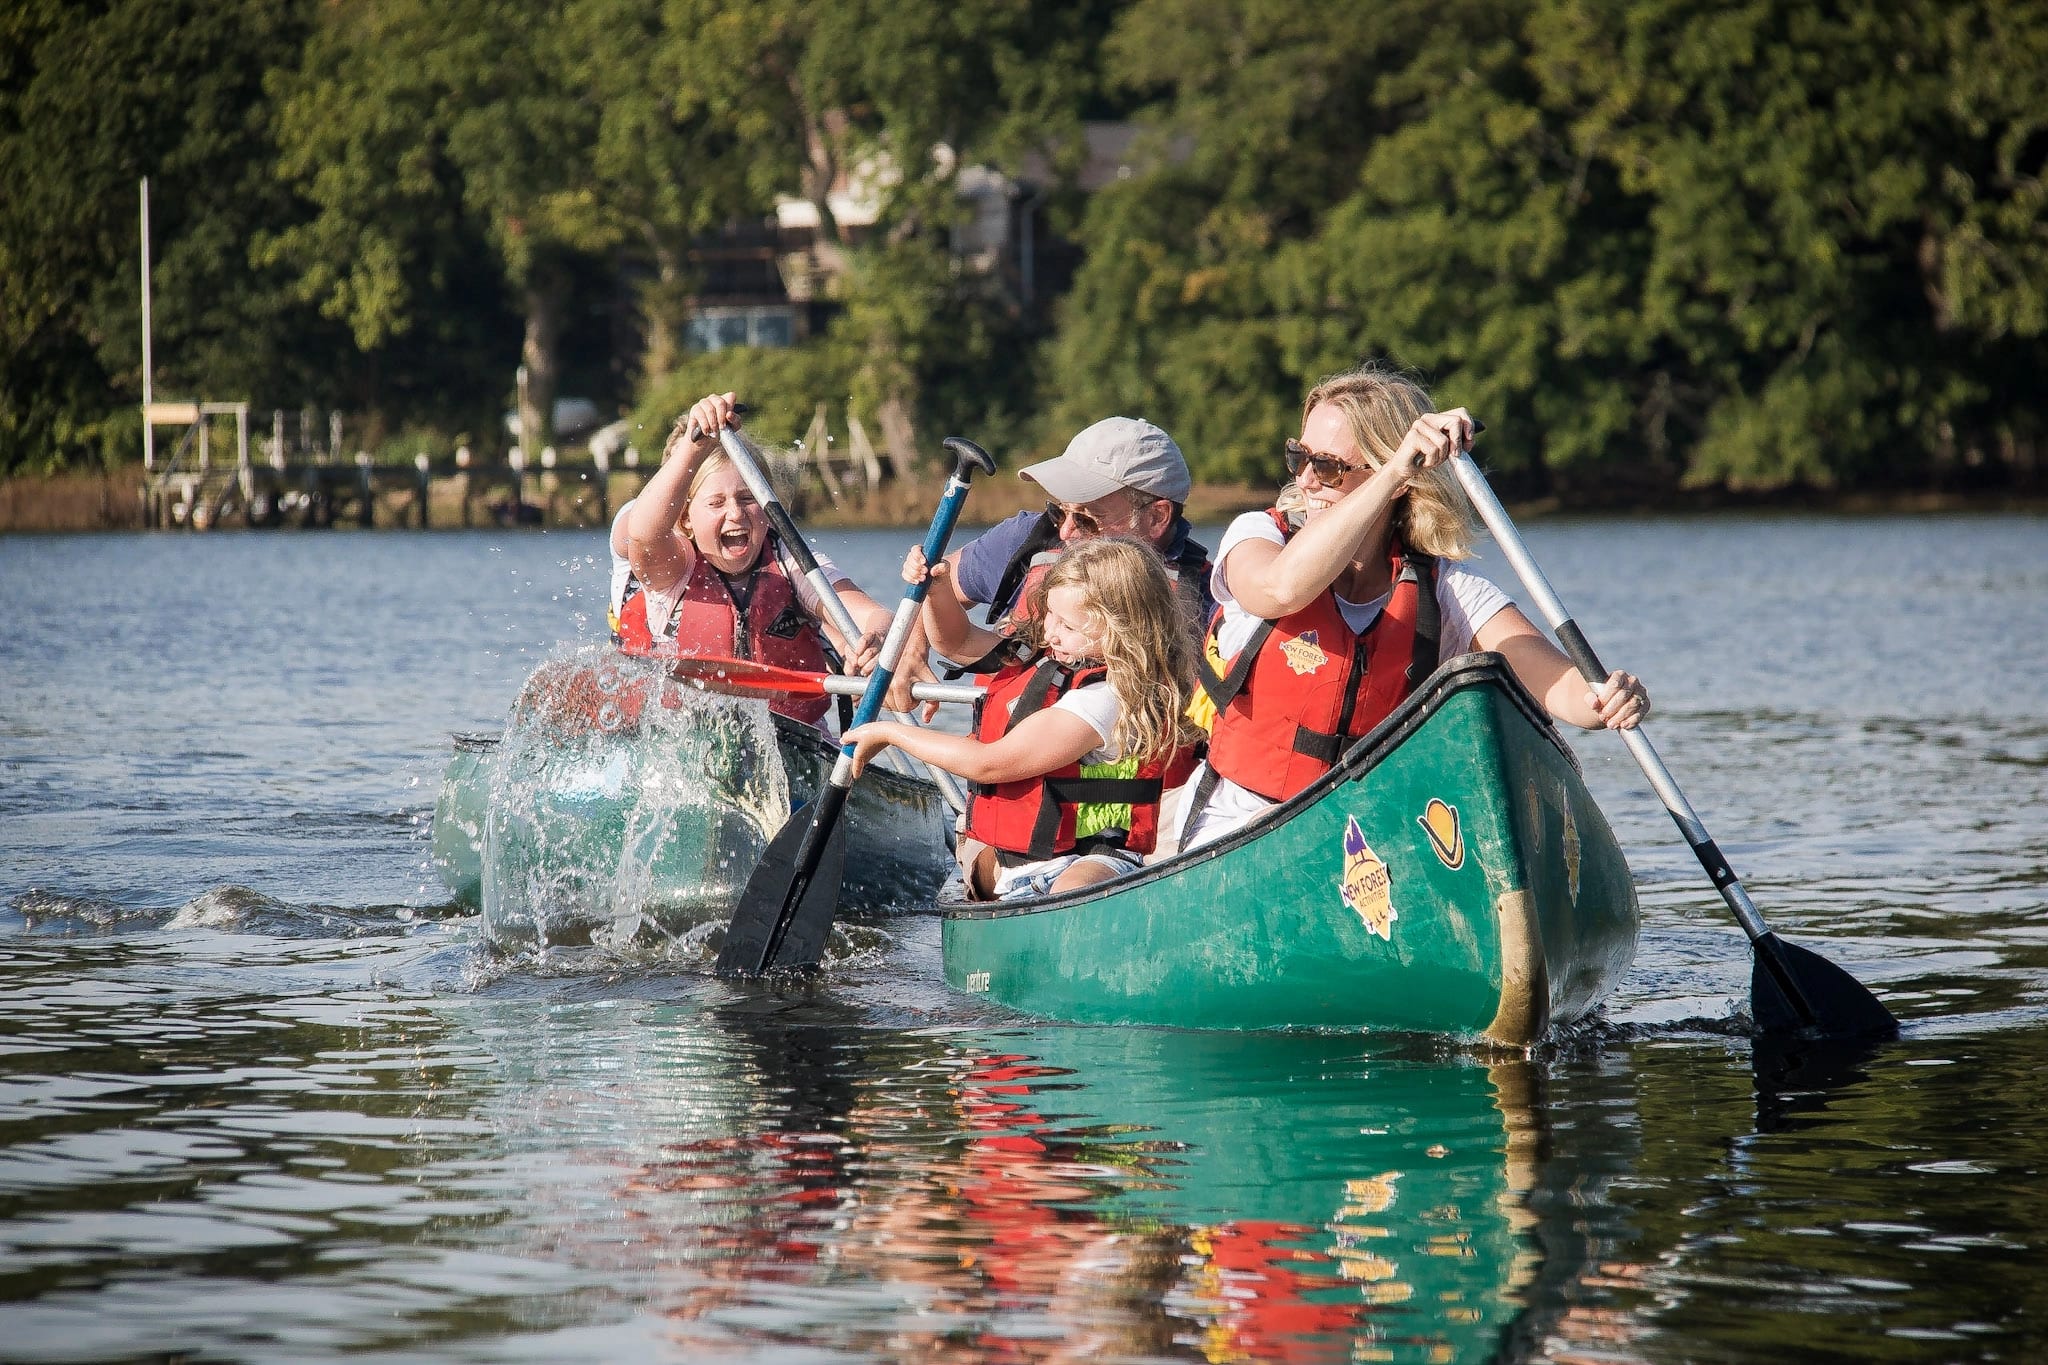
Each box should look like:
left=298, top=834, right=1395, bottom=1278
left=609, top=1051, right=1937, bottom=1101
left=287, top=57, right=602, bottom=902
left=1285, top=551, right=1433, bottom=762
left=1404, top=552, right=1440, bottom=693
left=945, top=637, right=1023, bottom=679
left=1293, top=635, right=1372, bottom=762
left=1005, top=656, right=1067, bottom=733
left=1022, top=773, right=1161, bottom=859
left=1180, top=760, right=1226, bottom=848
left=1073, top=829, right=1133, bottom=858
left=988, top=510, right=1064, bottom=622
left=1041, top=774, right=1164, bottom=806
left=1199, top=617, right=1270, bottom=712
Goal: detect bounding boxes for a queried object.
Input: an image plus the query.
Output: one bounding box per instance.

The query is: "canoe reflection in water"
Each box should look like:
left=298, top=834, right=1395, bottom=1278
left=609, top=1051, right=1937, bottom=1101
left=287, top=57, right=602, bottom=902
left=604, top=1019, right=1640, bottom=1363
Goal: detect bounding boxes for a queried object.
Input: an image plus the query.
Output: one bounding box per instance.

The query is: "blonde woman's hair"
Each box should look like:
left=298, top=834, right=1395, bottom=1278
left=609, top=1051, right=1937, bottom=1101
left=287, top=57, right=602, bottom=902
left=1020, top=537, right=1200, bottom=767
left=1276, top=360, right=1477, bottom=559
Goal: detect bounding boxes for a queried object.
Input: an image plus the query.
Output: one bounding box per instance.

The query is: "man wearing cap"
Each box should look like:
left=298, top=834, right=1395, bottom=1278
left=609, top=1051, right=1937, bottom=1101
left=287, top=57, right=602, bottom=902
left=887, top=416, right=1213, bottom=710
left=952, top=416, right=1214, bottom=644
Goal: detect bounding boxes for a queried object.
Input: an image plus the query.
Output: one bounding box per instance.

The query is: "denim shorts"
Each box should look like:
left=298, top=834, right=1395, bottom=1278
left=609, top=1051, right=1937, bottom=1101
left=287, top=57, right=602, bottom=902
left=993, top=849, right=1143, bottom=900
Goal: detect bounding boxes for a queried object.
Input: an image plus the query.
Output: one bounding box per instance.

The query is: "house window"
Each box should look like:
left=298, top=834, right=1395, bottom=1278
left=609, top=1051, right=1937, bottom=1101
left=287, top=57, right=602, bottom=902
left=687, top=306, right=797, bottom=353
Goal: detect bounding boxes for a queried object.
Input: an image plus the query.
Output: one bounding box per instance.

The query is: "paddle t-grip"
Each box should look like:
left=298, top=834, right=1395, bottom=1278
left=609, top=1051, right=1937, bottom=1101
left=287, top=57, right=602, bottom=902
left=941, top=436, right=998, bottom=484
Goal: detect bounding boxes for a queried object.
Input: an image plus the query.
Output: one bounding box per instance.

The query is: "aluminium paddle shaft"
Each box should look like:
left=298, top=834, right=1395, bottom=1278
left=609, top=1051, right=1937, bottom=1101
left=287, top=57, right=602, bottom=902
left=1449, top=451, right=1896, bottom=1041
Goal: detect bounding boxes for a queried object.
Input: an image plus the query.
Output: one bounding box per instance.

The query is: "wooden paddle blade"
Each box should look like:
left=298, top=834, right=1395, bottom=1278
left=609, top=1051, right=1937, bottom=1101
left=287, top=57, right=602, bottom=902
left=1750, top=932, right=1898, bottom=1042
left=715, top=785, right=850, bottom=978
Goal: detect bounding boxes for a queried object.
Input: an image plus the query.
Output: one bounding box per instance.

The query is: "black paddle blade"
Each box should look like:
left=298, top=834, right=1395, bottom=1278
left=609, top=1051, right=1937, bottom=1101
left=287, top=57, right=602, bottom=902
left=715, top=787, right=850, bottom=978
left=758, top=816, right=847, bottom=973
left=1750, top=932, right=1898, bottom=1042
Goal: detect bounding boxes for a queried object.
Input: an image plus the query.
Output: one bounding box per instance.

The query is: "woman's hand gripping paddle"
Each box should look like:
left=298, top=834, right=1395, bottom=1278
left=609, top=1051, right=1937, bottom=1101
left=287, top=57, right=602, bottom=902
left=716, top=436, right=998, bottom=978
left=1446, top=449, right=1898, bottom=1043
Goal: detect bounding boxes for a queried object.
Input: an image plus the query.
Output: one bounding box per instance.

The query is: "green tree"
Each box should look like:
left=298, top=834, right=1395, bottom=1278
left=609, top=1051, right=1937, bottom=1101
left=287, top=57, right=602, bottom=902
left=0, top=0, right=319, bottom=473
left=265, top=0, right=611, bottom=454
left=1046, top=0, right=2048, bottom=495
left=1531, top=0, right=2048, bottom=490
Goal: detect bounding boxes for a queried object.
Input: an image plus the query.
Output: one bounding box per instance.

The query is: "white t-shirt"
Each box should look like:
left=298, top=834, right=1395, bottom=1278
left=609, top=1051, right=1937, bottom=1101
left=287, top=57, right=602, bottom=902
left=607, top=498, right=848, bottom=640
left=1050, top=677, right=1122, bottom=766
left=1179, top=511, right=1518, bottom=851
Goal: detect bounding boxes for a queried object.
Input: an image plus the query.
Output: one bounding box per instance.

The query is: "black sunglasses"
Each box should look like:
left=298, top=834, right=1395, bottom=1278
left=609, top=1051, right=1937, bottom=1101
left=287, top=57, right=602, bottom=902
left=1282, top=439, right=1370, bottom=484
left=1044, top=496, right=1156, bottom=537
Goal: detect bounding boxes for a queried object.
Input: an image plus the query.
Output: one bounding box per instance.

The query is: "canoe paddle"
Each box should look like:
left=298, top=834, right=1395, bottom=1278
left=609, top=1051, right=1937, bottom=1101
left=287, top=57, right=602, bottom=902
left=667, top=654, right=985, bottom=706
left=1447, top=450, right=1899, bottom=1043
left=704, top=419, right=969, bottom=815
left=716, top=435, right=997, bottom=978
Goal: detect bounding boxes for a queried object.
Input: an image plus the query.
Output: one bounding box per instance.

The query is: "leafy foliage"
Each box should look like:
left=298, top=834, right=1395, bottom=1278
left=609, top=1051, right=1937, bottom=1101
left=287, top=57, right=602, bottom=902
left=4, top=0, right=2044, bottom=495
left=1044, top=0, right=2048, bottom=494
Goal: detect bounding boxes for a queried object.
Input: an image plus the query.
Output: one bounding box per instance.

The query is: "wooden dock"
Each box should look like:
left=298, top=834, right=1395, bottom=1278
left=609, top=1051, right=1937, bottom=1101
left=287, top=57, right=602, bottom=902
left=140, top=404, right=650, bottom=530
left=138, top=402, right=939, bottom=531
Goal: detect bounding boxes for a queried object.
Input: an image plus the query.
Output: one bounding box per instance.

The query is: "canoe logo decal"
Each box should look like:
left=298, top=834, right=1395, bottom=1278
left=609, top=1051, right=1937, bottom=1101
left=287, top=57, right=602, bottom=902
left=1340, top=816, right=1397, bottom=940
left=1561, top=794, right=1581, bottom=904
left=1417, top=798, right=1464, bottom=870
left=964, top=970, right=990, bottom=993
left=1281, top=630, right=1329, bottom=675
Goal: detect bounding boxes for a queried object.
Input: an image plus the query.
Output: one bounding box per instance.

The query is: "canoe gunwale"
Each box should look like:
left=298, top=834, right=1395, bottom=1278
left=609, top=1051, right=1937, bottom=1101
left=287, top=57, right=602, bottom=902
left=943, top=651, right=1574, bottom=923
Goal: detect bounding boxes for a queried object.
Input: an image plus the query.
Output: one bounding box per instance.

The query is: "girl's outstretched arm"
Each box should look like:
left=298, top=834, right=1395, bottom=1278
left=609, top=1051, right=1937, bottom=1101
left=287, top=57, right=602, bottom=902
left=846, top=707, right=1100, bottom=783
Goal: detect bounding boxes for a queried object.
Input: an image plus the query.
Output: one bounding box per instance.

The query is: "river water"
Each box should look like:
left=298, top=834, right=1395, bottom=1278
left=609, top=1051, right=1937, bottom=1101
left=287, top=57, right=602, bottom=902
left=2, top=515, right=2045, bottom=1363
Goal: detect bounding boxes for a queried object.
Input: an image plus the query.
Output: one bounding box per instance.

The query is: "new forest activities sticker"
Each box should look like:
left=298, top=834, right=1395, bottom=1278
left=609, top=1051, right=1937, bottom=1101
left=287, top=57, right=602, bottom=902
left=1281, top=630, right=1329, bottom=675
left=1340, top=815, right=1397, bottom=940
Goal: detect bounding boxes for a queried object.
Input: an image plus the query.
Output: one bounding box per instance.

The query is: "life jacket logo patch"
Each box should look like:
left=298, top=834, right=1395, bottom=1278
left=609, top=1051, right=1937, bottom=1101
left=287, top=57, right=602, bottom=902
left=1340, top=815, right=1397, bottom=940
left=1281, top=630, right=1329, bottom=675
left=1418, top=797, right=1464, bottom=870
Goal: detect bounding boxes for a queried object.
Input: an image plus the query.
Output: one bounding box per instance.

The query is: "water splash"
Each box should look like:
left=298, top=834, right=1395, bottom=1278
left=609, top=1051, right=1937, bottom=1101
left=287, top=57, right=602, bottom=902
left=477, top=647, right=791, bottom=960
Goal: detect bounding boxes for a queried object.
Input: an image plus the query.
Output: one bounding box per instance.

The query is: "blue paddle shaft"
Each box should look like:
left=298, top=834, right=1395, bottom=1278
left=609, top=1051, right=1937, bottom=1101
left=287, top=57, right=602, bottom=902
left=721, top=435, right=995, bottom=976
left=833, top=467, right=978, bottom=770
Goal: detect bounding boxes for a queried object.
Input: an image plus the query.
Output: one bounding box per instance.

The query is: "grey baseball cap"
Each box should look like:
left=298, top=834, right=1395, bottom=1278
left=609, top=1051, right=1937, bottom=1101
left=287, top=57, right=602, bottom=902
left=1018, top=417, right=1191, bottom=505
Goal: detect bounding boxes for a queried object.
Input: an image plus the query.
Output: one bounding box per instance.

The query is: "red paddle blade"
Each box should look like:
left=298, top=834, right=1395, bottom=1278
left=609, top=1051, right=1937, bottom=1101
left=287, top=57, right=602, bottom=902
left=663, top=655, right=829, bottom=698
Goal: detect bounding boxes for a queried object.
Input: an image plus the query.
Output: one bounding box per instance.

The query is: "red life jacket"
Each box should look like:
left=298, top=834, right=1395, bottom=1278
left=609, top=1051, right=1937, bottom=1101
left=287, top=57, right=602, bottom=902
left=613, top=548, right=832, bottom=725
left=962, top=654, right=1197, bottom=860
left=1202, top=509, right=1439, bottom=803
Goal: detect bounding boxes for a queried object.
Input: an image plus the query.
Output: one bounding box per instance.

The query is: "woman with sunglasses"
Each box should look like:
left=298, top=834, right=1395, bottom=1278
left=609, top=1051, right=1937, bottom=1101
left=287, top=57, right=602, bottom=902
left=1177, top=361, right=1650, bottom=850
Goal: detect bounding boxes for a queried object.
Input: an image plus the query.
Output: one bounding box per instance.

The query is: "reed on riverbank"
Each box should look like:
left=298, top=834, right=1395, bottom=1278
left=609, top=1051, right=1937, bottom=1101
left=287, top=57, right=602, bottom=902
left=0, top=465, right=147, bottom=532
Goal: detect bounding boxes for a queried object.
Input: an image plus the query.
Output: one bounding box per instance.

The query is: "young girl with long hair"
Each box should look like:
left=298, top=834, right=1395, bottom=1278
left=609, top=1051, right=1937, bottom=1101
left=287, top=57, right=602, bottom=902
left=848, top=536, right=1201, bottom=900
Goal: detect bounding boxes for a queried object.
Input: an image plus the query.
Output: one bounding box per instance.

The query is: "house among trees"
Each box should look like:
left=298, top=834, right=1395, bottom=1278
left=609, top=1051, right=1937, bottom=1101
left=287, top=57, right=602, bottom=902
left=680, top=123, right=1170, bottom=356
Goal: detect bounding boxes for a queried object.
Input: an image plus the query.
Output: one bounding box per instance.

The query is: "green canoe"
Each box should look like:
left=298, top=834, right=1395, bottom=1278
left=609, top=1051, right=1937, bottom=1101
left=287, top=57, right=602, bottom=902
left=431, top=649, right=953, bottom=950
left=942, top=653, right=1639, bottom=1042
